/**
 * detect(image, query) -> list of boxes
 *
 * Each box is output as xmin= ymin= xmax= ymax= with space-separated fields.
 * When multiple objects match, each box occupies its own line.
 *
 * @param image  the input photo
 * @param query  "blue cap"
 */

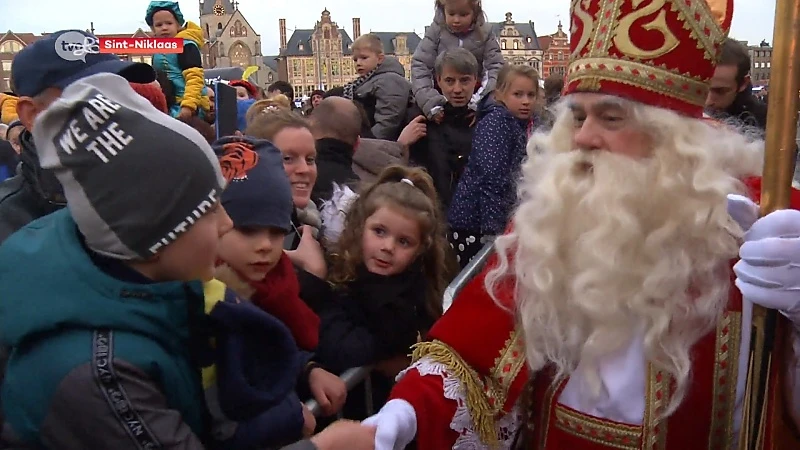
xmin=12 ymin=30 xmax=156 ymax=98
xmin=214 ymin=136 xmax=294 ymax=233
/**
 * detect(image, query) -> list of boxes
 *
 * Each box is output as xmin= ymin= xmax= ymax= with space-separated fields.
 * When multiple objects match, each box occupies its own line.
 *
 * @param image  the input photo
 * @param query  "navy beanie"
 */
xmin=213 ymin=136 xmax=293 ymax=232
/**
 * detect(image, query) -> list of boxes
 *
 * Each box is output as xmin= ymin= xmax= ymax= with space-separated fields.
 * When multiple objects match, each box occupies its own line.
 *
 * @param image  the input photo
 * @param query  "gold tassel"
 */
xmin=412 ymin=340 xmax=501 ymax=448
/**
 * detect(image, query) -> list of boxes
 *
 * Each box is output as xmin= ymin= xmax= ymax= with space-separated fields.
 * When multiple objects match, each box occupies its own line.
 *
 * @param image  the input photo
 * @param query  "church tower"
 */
xmin=199 ymin=0 xmax=234 ymax=43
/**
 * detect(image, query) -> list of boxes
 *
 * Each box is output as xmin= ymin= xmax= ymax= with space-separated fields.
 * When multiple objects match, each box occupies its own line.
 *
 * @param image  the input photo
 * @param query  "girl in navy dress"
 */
xmin=447 ymin=64 xmax=540 ymax=267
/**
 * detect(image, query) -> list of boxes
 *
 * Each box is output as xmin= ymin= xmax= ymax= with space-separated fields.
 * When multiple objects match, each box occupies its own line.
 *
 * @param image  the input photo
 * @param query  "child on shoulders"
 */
xmin=343 ymin=34 xmax=412 ymax=141
xmin=146 ymin=1 xmax=210 ymax=119
xmin=411 ymin=0 xmax=504 ymax=121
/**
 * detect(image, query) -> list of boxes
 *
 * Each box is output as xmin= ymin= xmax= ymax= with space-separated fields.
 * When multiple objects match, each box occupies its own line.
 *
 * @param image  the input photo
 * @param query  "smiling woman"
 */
xmin=245 ymin=110 xmax=321 ymax=250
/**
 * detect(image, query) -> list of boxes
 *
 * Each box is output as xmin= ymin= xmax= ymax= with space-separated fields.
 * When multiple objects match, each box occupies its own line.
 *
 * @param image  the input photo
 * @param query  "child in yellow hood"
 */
xmin=146 ymin=1 xmax=210 ymax=119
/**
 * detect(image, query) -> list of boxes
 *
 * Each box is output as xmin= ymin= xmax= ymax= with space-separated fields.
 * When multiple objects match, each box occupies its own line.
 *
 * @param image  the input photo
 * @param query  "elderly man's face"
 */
xmin=568 ymin=93 xmax=652 ymax=159
xmin=437 ymin=65 xmax=477 ymax=108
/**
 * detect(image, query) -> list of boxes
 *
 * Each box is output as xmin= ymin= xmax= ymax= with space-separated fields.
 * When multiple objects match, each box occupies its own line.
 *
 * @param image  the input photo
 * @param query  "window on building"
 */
xmin=299 ymin=43 xmax=304 ymax=51
xmin=233 ymin=20 xmax=247 ymax=37
xmin=558 ymin=51 xmax=564 ymax=60
xmin=217 ymin=23 xmax=223 ymax=31
xmin=293 ymin=60 xmax=302 ymax=77
xmin=767 ymin=62 xmax=771 ymax=68
xmin=0 ymin=41 xmax=23 ymax=53
xmin=513 ymin=40 xmax=519 ymax=50
xmin=324 ymin=27 xmax=331 ymax=39
xmin=501 ymin=40 xmax=506 ymax=50
xmin=332 ymin=61 xmax=339 ymax=75
xmin=1 ymin=60 xmax=11 ymax=71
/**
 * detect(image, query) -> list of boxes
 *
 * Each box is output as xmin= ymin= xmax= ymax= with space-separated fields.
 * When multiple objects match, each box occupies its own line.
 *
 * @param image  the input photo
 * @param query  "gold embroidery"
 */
xmin=669 ymin=0 xmax=725 ymax=61
xmin=489 ymin=332 xmax=526 ymax=411
xmin=614 ymin=0 xmax=680 ymax=60
xmin=567 ymin=57 xmax=709 ymax=106
xmin=589 ymin=0 xmax=625 ymax=57
xmin=411 ymin=340 xmax=499 ymax=448
xmin=708 ymin=311 xmax=742 ymax=450
xmin=643 ymin=367 xmax=670 ymax=450
xmin=554 ymin=405 xmax=642 ymax=449
xmin=539 ymin=379 xmax=561 ymax=448
xmin=570 ymin=0 xmax=596 ymax=59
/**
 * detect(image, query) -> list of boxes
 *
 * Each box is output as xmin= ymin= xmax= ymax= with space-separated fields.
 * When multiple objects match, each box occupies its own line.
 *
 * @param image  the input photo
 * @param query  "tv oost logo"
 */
xmin=54 ymin=31 xmax=100 ymax=62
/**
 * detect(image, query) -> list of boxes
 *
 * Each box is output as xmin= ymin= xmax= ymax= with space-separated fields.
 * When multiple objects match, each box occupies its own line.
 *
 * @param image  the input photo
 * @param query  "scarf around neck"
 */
xmin=343 ymin=66 xmax=378 ymax=100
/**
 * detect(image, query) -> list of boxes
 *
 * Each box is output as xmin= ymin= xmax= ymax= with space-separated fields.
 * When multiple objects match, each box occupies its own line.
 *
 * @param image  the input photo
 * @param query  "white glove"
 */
xmin=362 ymin=399 xmax=417 ymax=450
xmin=727 ymin=194 xmax=759 ymax=232
xmin=732 ymin=195 xmax=800 ymax=323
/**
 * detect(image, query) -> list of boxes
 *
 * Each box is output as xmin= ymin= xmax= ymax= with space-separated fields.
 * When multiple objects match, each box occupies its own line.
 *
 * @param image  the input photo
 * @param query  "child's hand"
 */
xmin=467 ymin=111 xmax=477 ymax=127
xmin=310 ymin=420 xmax=376 ymax=450
xmin=302 ymin=402 xmax=317 ymax=437
xmin=286 ymin=225 xmax=327 ymax=279
xmin=432 ymin=111 xmax=445 ymax=124
xmin=178 ymin=106 xmax=193 ymax=120
xmin=309 ymin=367 xmax=348 ymax=416
xmin=397 ymin=115 xmax=427 ymax=148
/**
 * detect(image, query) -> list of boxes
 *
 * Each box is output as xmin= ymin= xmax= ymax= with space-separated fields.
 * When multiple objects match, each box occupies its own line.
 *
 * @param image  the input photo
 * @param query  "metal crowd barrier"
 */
xmin=443 ymin=238 xmax=496 ymax=312
xmin=306 ymin=239 xmax=497 ymax=418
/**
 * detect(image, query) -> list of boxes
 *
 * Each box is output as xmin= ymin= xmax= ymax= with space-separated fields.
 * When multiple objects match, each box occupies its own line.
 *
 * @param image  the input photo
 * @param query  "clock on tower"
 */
xmin=213 ymin=4 xmax=224 ymax=15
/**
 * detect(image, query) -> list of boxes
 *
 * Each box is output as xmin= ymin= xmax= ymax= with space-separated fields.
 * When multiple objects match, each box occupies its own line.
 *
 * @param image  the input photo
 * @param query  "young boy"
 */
xmin=212 ymin=135 xmax=348 ymax=418
xmin=343 ymin=33 xmax=411 ymax=140
xmin=0 ymin=72 xmax=229 ymax=448
xmin=0 ymin=73 xmax=363 ymax=450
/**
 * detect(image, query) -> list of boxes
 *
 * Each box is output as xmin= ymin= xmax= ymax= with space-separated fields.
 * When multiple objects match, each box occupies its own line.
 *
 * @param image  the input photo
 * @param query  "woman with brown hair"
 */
xmin=245 ymin=109 xmax=326 ymax=277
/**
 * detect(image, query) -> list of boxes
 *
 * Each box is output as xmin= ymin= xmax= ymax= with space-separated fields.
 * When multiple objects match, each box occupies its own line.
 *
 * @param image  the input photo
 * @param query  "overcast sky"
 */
xmin=0 ymin=0 xmax=776 ymax=55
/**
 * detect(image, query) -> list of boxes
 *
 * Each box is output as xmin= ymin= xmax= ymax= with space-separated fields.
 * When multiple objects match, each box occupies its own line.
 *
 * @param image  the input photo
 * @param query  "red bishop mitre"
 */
xmin=565 ymin=0 xmax=734 ymax=118
xmin=420 ymin=250 xmax=529 ymax=420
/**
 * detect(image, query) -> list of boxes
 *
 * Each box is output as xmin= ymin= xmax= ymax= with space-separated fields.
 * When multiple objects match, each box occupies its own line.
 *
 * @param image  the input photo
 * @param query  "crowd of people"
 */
xmin=0 ymin=0 xmax=793 ymax=448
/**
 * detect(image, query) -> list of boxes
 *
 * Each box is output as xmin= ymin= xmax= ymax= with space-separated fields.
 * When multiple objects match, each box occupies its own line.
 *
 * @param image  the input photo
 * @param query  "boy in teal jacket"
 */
xmin=146 ymin=1 xmax=210 ymax=119
xmin=0 ymin=73 xmax=229 ymax=448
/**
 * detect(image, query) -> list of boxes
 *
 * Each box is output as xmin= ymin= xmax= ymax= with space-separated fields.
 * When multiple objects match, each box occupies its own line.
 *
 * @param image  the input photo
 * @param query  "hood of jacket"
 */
xmin=0 ymin=209 xmax=203 ymax=353
xmin=376 ymin=56 xmax=406 ymax=78
xmin=177 ymin=21 xmax=204 ymax=46
xmin=477 ymin=95 xmax=502 ymax=119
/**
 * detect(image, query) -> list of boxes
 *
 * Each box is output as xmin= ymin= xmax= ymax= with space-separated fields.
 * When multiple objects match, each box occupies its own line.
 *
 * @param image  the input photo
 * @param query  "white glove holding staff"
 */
xmin=728 ymin=194 xmax=800 ymax=323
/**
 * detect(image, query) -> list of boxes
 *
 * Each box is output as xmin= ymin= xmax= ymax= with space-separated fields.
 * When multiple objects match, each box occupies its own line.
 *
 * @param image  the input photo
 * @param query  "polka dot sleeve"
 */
xmin=472 ymin=112 xmax=518 ymax=234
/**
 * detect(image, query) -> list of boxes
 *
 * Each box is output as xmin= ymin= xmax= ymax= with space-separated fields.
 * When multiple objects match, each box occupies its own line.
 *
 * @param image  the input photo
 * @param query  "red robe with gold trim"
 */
xmin=388 ymin=178 xmax=800 ymax=449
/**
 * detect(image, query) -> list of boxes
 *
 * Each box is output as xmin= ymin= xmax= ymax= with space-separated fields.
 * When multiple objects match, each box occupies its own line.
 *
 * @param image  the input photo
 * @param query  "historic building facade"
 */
xmin=198 ymin=0 xmax=277 ymax=88
xmin=747 ymin=40 xmax=772 ymax=86
xmin=277 ymin=9 xmax=420 ymax=99
xmin=0 ymin=32 xmax=40 ymax=92
xmin=492 ymin=13 xmax=544 ymax=75
xmin=538 ymin=21 xmax=569 ymax=79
